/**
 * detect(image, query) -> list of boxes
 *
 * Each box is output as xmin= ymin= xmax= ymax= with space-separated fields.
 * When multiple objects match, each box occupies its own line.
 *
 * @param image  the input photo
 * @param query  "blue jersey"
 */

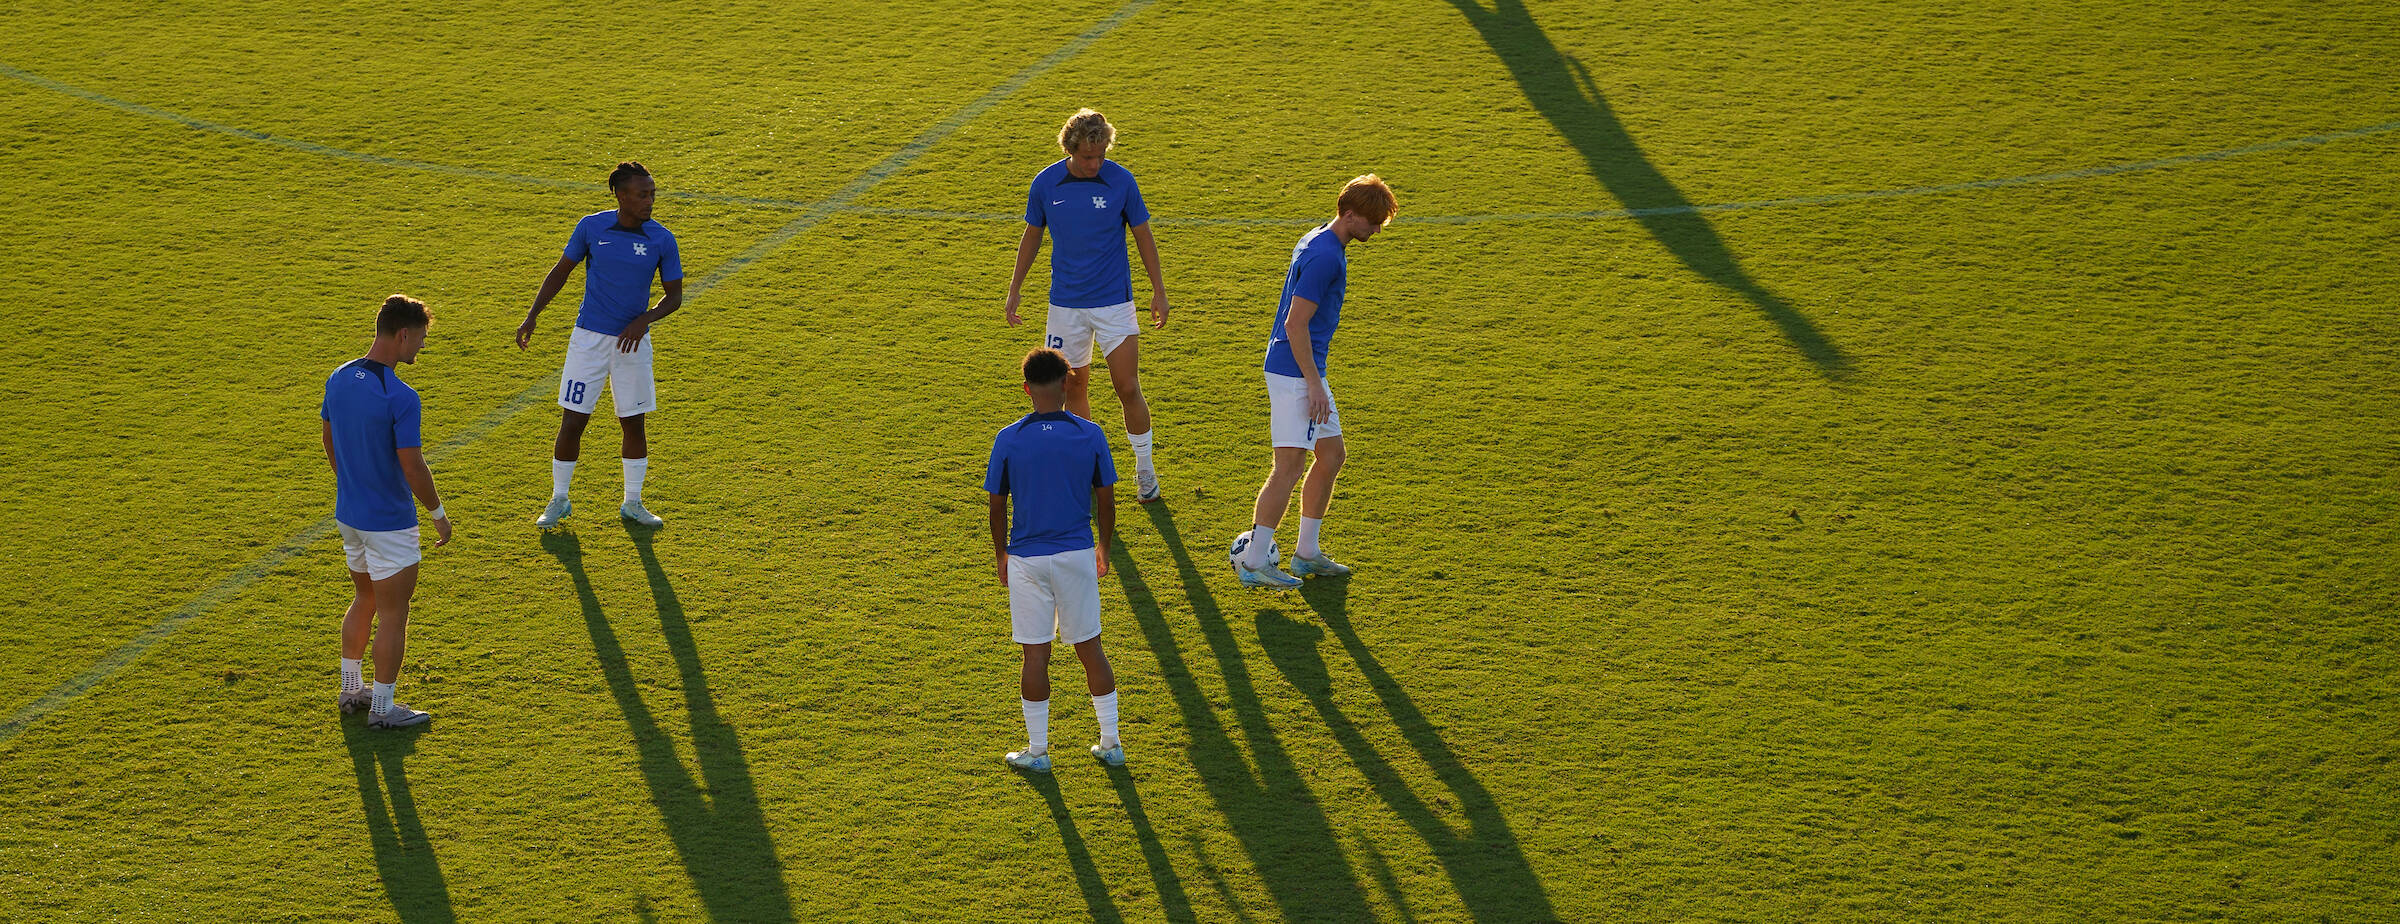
xmin=562 ymin=211 xmax=682 ymax=336
xmin=321 ymin=358 xmax=423 ymax=532
xmin=984 ymin=411 xmax=1118 ymax=557
xmin=1024 ymin=160 xmax=1150 ymax=309
xmin=1264 ymin=224 xmax=1346 ymax=378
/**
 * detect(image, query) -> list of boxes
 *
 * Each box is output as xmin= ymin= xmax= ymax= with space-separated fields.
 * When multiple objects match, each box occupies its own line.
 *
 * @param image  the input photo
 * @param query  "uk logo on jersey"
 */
xmin=632 ymin=243 xmax=648 ymax=256
xmin=1092 ymin=196 xmax=1107 ymax=209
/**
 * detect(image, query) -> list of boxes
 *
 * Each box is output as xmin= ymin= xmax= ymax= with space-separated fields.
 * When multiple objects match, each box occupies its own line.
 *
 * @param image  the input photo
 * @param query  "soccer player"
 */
xmin=1233 ymin=175 xmax=1397 ymax=589
xmin=1004 ymin=108 xmax=1171 ymax=503
xmin=324 ymin=295 xmax=453 ymax=729
xmin=986 ymin=348 xmax=1125 ymax=772
xmin=516 ymin=161 xmax=684 ymax=529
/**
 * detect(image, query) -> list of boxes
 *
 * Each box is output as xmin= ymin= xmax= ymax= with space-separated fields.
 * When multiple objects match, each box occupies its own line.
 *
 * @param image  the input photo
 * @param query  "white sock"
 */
xmin=623 ymin=457 xmax=648 ymax=504
xmin=372 ymin=681 xmax=395 ymax=715
xmin=1244 ymin=526 xmax=1276 ymax=570
xmin=1298 ymin=517 xmax=1323 ymax=560
xmin=1128 ymin=430 xmax=1155 ymax=474
xmin=1021 ymin=699 xmax=1050 ymax=754
xmin=1092 ymin=691 xmax=1120 ymax=748
xmin=340 ymin=658 xmax=363 ymax=693
xmin=551 ymin=459 xmax=575 ymax=499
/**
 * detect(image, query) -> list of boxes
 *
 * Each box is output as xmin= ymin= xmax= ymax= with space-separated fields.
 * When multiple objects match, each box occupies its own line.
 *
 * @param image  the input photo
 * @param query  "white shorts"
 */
xmin=338 ymin=523 xmax=422 ymax=581
xmin=559 ymin=325 xmax=657 ymax=418
xmin=1267 ymin=372 xmax=1342 ymax=449
xmin=1008 ymin=549 xmax=1103 ymax=645
xmin=1045 ymin=300 xmax=1140 ymax=367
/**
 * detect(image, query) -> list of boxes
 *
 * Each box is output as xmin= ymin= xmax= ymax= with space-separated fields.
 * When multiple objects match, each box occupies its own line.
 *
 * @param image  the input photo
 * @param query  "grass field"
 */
xmin=3 ymin=0 xmax=2397 ymax=920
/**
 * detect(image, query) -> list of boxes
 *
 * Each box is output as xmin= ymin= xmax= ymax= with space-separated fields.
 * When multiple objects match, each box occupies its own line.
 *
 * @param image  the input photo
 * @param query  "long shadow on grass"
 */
xmin=1112 ymin=501 xmax=1375 ymax=920
xmin=342 ymin=721 xmax=455 ymax=924
xmin=1444 ymin=0 xmax=1851 ymax=377
xmin=542 ymin=528 xmax=795 ymax=922
xmin=1023 ymin=770 xmax=1126 ymax=923
xmin=1260 ymin=578 xmax=1559 ymax=922
xmin=1105 ymin=764 xmax=1199 ymax=923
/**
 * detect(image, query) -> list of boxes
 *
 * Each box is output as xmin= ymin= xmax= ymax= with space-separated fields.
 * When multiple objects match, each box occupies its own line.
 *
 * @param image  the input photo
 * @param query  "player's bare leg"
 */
xmin=1009 ymin=641 xmax=1055 ymax=771
xmin=1104 ymin=337 xmax=1161 ymax=501
xmin=338 ymin=569 xmax=376 ymax=713
xmin=1072 ymin=634 xmax=1124 ymax=764
xmin=1237 ymin=448 xmax=1311 ymax=586
xmin=366 ymin=565 xmax=430 ymax=728
xmin=617 ymin=413 xmax=661 ymax=526
xmin=538 ymin=410 xmax=591 ymax=527
xmin=1064 ymin=366 xmax=1095 ymax=422
xmin=1291 ymin=436 xmax=1351 ymax=577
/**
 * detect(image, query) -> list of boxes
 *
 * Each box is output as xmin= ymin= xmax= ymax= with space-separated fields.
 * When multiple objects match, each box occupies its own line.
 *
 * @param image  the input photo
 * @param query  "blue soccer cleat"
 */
xmin=1005 ymin=749 xmax=1052 ymax=773
xmin=1237 ymin=563 xmax=1303 ymax=589
xmin=534 ymin=496 xmax=572 ymax=529
xmin=1091 ymin=743 xmax=1126 ymax=767
xmin=1290 ymin=551 xmax=1351 ymax=578
xmin=620 ymin=500 xmax=664 ymax=528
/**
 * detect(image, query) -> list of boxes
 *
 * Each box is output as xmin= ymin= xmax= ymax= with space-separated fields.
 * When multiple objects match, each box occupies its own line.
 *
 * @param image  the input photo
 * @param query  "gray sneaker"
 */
xmin=369 ymin=702 xmax=432 ymax=729
xmin=534 ymin=496 xmax=572 ymax=528
xmin=620 ymin=500 xmax=664 ymax=528
xmin=1136 ymin=469 xmax=1162 ymax=503
xmin=338 ymin=687 xmax=372 ymax=714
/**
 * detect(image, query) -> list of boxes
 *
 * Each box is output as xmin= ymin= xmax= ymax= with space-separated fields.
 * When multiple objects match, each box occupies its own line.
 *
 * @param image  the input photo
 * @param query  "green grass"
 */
xmin=2 ymin=0 xmax=2396 ymax=920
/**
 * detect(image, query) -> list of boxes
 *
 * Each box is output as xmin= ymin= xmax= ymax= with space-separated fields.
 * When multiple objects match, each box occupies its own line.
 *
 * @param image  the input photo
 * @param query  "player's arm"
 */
xmin=1131 ymin=223 xmax=1168 ymax=329
xmin=988 ymin=492 xmax=1010 ymax=585
xmin=618 ymin=278 xmax=683 ymax=353
xmin=1283 ymin=296 xmax=1331 ymax=423
xmin=396 ymin=447 xmax=453 ymax=547
xmin=1093 ymin=485 xmax=1114 ymax=578
xmin=322 ymin=419 xmax=337 ymax=476
xmin=1005 ymin=223 xmax=1042 ymax=326
xmin=517 ymin=254 xmax=580 ymax=350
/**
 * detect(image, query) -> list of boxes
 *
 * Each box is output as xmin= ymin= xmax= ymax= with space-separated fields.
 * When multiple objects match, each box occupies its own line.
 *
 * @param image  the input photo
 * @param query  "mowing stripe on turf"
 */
xmin=0 ymin=0 xmax=1160 ymax=748
xmin=6 ymin=59 xmax=2391 ymax=226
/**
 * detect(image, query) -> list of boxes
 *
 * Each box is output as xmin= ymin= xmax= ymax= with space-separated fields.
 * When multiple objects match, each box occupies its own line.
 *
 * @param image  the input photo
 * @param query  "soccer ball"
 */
xmin=1227 ymin=530 xmax=1277 ymax=572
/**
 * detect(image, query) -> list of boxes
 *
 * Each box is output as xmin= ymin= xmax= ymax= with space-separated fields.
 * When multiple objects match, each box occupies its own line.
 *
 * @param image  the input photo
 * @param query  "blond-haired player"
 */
xmin=1233 ymin=175 xmax=1396 ymax=588
xmin=1004 ymin=108 xmax=1172 ymax=503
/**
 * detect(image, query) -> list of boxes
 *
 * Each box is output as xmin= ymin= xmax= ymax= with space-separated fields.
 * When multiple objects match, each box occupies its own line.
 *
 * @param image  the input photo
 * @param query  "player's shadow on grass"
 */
xmin=1112 ymin=502 xmax=1377 ymax=921
xmin=342 ymin=721 xmax=455 ymax=924
xmin=543 ymin=528 xmax=795 ymax=922
xmin=1259 ymin=578 xmax=1560 ymax=922
xmin=1444 ymin=0 xmax=1852 ymax=377
xmin=1021 ymin=769 xmax=1127 ymax=923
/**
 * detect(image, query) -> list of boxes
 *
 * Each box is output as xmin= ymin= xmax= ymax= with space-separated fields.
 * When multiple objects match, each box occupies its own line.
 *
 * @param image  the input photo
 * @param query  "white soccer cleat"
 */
xmin=369 ymin=702 xmax=432 ymax=729
xmin=1237 ymin=564 xmax=1303 ymax=589
xmin=1291 ymin=551 xmax=1352 ymax=578
xmin=1005 ymin=749 xmax=1052 ymax=773
xmin=1136 ymin=470 xmax=1162 ymax=503
xmin=338 ymin=687 xmax=372 ymax=714
xmin=620 ymin=500 xmax=664 ymax=528
xmin=534 ymin=496 xmax=572 ymax=529
xmin=1091 ymin=743 xmax=1126 ymax=767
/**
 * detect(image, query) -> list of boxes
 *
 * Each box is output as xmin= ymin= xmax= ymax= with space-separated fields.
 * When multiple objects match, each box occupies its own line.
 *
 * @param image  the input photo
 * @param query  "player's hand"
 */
xmin=432 ymin=516 xmax=453 ymax=548
xmin=616 ymin=318 xmax=649 ymax=353
xmin=1308 ymin=382 xmax=1332 ymax=424
xmin=1095 ymin=545 xmax=1110 ymax=579
xmin=1149 ymin=291 xmax=1170 ymax=330
xmin=515 ymin=316 xmax=537 ymax=350
xmin=996 ymin=554 xmax=1010 ymax=586
xmin=1004 ymin=291 xmax=1023 ymax=327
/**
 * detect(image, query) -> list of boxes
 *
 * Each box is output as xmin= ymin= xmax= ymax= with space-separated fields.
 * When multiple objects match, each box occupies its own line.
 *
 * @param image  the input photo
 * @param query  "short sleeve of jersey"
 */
xmin=1294 ymin=250 xmax=1340 ymax=305
xmin=390 ymin=387 xmax=423 ymax=450
xmin=1023 ymin=175 xmax=1048 ymax=227
xmin=1092 ymin=428 xmax=1119 ymax=487
xmin=1121 ymin=172 xmax=1150 ymax=227
xmin=658 ymin=228 xmax=684 ymax=282
xmin=563 ymin=217 xmax=590 ymax=262
xmin=983 ymin=434 xmax=1011 ymax=495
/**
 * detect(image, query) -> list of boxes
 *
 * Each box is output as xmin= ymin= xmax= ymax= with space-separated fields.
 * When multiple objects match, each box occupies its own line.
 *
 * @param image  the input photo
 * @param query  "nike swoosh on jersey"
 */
xmin=1052 ymin=200 xmax=1067 ymax=205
